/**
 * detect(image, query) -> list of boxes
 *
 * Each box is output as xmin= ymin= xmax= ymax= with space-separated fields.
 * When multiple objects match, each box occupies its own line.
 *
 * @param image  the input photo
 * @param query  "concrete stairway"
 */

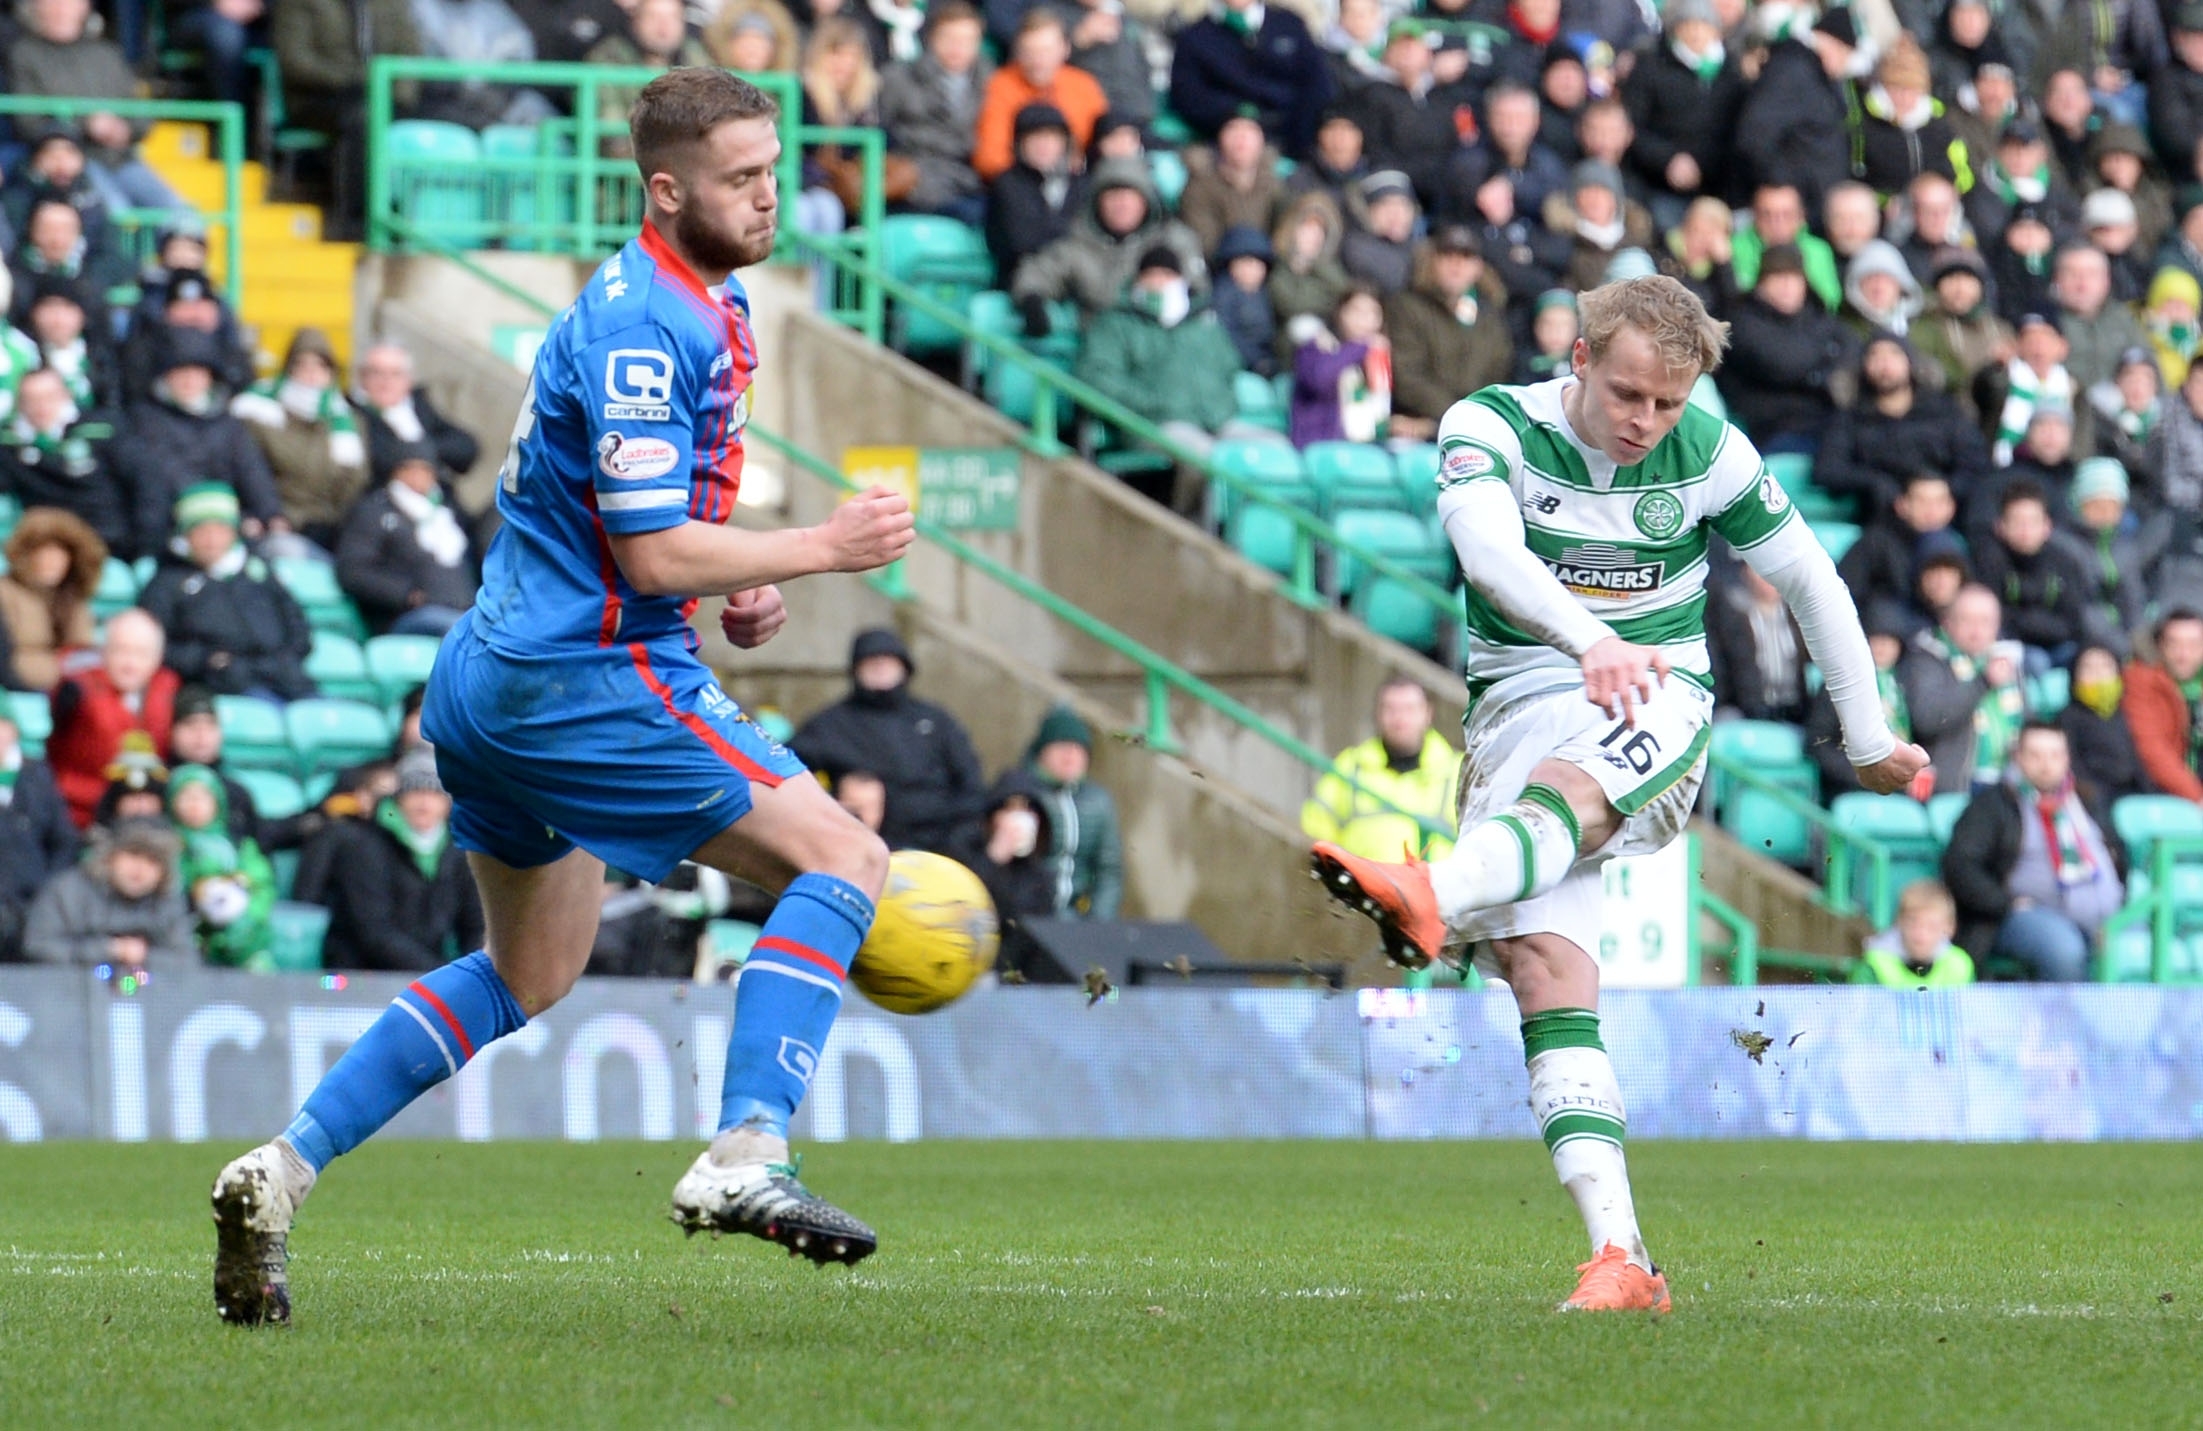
xmin=139 ymin=122 xmax=359 ymax=375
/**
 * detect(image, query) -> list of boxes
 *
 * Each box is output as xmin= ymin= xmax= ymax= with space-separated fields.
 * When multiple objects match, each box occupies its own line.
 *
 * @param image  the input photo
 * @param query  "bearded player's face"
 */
xmin=670 ymin=116 xmax=781 ymax=274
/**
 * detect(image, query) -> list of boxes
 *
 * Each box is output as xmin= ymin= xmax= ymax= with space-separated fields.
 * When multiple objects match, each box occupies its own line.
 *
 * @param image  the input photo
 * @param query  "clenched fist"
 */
xmin=820 ymin=486 xmax=916 ymax=573
xmin=721 ymin=584 xmax=787 ymax=649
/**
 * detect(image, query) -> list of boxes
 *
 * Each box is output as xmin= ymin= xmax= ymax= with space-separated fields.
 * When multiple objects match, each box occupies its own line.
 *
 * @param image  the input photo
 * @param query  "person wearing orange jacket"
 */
xmin=2122 ymin=607 xmax=2203 ymax=801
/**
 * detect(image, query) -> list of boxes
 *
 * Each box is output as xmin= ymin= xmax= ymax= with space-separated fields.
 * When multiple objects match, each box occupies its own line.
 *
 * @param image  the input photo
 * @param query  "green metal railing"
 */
xmin=365 ymin=59 xmax=883 ymax=274
xmin=783 ymin=230 xmax=1466 ymax=644
xmin=396 ymin=229 xmax=1453 ymax=852
xmin=2097 ymin=834 xmax=2203 ymax=984
xmin=0 ymin=95 xmax=244 ymax=306
xmin=1709 ymin=753 xmax=1897 ymax=923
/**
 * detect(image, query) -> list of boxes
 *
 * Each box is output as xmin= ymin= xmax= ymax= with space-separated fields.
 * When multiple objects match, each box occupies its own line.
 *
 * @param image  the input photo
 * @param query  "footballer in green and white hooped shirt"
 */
xmin=1313 ymin=276 xmax=1931 ymax=1313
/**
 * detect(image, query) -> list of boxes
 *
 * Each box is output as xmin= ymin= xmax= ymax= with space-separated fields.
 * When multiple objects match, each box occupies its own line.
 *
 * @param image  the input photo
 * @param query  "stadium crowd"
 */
xmin=12 ymin=0 xmax=2203 ymax=983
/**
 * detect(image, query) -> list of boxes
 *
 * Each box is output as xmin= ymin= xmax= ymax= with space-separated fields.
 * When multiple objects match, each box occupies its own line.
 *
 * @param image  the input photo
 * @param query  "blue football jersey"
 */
xmin=471 ymin=224 xmax=757 ymax=654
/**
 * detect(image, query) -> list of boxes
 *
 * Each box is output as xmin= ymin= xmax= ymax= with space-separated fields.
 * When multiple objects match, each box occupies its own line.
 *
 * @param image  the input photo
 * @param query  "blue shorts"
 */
xmin=420 ymin=614 xmax=808 ymax=882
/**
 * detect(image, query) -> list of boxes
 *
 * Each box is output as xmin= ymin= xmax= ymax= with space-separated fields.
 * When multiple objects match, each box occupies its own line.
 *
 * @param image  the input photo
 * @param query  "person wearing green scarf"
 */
xmin=227 ymin=326 xmax=367 ymax=548
xmin=1901 ymin=584 xmax=2023 ymax=794
xmin=321 ymin=751 xmax=485 ymax=973
xmin=168 ymin=763 xmax=277 ymax=969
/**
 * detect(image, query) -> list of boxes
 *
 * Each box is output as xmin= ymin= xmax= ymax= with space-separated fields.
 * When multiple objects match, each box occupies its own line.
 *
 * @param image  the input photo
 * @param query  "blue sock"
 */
xmin=718 ymin=873 xmax=874 ymax=1138
xmin=281 ymin=951 xmax=526 ymax=1172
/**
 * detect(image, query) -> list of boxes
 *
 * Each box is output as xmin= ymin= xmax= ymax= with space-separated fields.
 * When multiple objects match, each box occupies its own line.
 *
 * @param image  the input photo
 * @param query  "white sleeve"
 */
xmin=1436 ymin=480 xmax=1618 ymax=658
xmin=1744 ymin=520 xmax=1900 ymax=767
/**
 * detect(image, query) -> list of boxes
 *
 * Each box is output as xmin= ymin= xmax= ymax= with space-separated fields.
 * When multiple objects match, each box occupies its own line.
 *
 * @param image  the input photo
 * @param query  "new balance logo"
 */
xmin=1526 ymin=492 xmax=1562 ymax=515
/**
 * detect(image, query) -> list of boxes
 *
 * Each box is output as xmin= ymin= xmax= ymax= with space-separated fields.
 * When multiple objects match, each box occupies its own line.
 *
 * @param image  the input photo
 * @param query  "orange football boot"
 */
xmin=1557 ymin=1243 xmax=1671 ymax=1313
xmin=1309 ymin=842 xmax=1446 ymax=969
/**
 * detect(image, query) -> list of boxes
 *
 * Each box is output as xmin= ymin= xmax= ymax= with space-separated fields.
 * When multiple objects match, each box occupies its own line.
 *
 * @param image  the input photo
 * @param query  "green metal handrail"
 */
xmin=751 ymin=424 xmax=1453 ymax=847
xmin=1697 ymin=886 xmax=1760 ymax=986
xmin=0 ymin=95 xmax=244 ymax=306
xmin=367 ymin=60 xmax=827 ymax=260
xmin=1709 ymin=752 xmax=1898 ymax=923
xmin=2096 ymin=833 xmax=2203 ymax=983
xmin=782 ymin=228 xmax=1466 ymax=629
xmin=393 ymin=224 xmax=1453 ymax=847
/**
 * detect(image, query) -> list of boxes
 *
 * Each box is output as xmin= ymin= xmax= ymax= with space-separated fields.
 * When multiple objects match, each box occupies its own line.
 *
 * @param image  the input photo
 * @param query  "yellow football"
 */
xmin=849 ymin=850 xmax=1000 ymax=1014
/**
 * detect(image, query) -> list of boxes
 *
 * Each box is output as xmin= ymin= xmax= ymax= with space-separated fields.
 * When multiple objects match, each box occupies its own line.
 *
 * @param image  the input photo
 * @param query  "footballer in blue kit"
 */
xmin=210 ymin=69 xmax=917 ymax=1325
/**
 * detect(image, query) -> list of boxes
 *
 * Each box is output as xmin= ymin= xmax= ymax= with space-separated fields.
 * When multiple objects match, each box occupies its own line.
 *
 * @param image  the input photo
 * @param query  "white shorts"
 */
xmin=1449 ymin=673 xmax=1713 ymax=962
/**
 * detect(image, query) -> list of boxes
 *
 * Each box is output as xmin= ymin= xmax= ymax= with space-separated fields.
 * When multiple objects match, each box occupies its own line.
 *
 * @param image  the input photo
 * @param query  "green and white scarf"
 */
xmin=376 ymin=799 xmax=451 ymax=880
xmin=232 ymin=378 xmax=365 ymax=468
xmin=2028 ymin=776 xmax=2097 ymax=887
xmin=1877 ymin=665 xmax=1911 ymax=742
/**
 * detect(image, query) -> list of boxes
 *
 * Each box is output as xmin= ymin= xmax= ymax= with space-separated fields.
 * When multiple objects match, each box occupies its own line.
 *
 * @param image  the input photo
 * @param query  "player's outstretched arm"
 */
xmin=1746 ymin=525 xmax=1930 ymax=794
xmin=610 ymin=485 xmax=915 ymax=598
xmin=1435 ymin=477 xmax=1675 ymax=721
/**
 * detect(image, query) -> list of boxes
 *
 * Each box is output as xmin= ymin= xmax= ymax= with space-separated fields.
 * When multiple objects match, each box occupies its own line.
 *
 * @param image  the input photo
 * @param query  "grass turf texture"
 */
xmin=3 ymin=1141 xmax=2197 ymax=1427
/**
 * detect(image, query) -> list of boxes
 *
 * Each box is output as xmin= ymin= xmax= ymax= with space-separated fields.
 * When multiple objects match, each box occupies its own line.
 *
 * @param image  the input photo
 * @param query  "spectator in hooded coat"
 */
xmin=1011 ymin=157 xmax=1207 ymax=323
xmin=0 ymin=504 xmax=101 ymax=694
xmin=115 ymin=326 xmax=282 ymax=560
xmin=21 ymin=818 xmax=197 ymax=971
xmin=792 ymin=628 xmax=988 ymax=854
xmin=1024 ymin=704 xmax=1123 ymax=919
xmin=1210 ymin=225 xmax=1278 ymax=375
xmin=1815 ymin=334 xmax=1993 ymax=518
xmin=230 ymin=327 xmax=370 ymax=550
xmin=950 ymin=767 xmax=1059 ymax=979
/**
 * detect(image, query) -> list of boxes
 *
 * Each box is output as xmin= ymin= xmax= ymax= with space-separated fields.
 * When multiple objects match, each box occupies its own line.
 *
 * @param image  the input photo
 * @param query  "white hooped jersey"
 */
xmin=1434 ymin=376 xmax=1799 ymax=703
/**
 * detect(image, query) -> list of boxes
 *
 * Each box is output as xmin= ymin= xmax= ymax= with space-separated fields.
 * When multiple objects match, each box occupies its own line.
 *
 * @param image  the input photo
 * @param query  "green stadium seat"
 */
xmin=90 ymin=556 xmax=138 ymax=621
xmin=1926 ymin=791 xmax=1968 ymax=846
xmin=266 ymin=901 xmax=329 ymax=973
xmin=1708 ymin=719 xmax=1816 ymax=865
xmin=1332 ymin=507 xmax=1450 ymax=597
xmin=482 ymin=123 xmax=575 ymax=251
xmin=1355 ymin=576 xmax=1440 ymax=652
xmin=2028 ymin=667 xmax=2070 ymax=716
xmin=1149 ymin=150 xmax=1188 ymax=209
xmin=1149 ymin=107 xmax=1194 ymax=146
xmin=1687 ymin=374 xmax=1726 ymax=419
xmin=274 ymin=558 xmax=368 ymax=640
xmin=881 ymin=215 xmax=995 ymax=356
xmin=1830 ymin=792 xmax=1941 ymax=912
xmin=2112 ymin=795 xmax=2203 ymax=881
xmin=1761 ymin=451 xmax=1855 ymax=523
xmin=480 ymin=123 xmax=538 ymax=157
xmin=0 ymin=494 xmax=20 ymax=542
xmin=214 ymin=695 xmax=293 ymax=773
xmin=1233 ymin=370 xmax=1288 ymax=432
xmin=1392 ymin=442 xmax=1442 ymax=494
xmin=305 ymin=632 xmax=378 ymax=704
xmin=1304 ymin=441 xmax=1407 ymax=515
xmin=9 ymin=690 xmax=51 ymax=759
xmin=284 ymin=698 xmax=393 ymax=781
xmin=702 ymin=918 xmax=762 ymax=967
xmin=1208 ymin=439 xmax=1312 ymax=526
xmin=1225 ymin=503 xmax=1303 ymax=577
xmin=1810 ymin=520 xmax=1862 ymax=562
xmin=365 ymin=634 xmax=441 ymax=707
xmin=230 ymin=767 xmax=309 ymax=822
xmin=384 ymin=120 xmax=489 ymax=248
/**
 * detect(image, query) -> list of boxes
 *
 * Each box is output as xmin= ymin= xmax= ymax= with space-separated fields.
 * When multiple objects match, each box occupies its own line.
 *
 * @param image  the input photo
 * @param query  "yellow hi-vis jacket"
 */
xmin=1299 ymin=730 xmax=1462 ymax=861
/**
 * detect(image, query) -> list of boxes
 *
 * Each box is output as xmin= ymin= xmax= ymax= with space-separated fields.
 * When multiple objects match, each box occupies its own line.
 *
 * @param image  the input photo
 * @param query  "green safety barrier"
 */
xmin=0 ymin=94 xmax=244 ymax=307
xmin=364 ymin=58 xmax=882 ymax=287
xmin=2097 ymin=833 xmax=2203 ymax=984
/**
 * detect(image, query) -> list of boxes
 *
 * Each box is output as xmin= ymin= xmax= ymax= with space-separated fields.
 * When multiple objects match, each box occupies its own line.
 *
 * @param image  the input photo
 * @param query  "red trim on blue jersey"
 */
xmin=638 ymin=221 xmax=711 ymax=303
xmin=626 ymin=642 xmax=784 ymax=785
xmin=581 ymin=487 xmax=624 ymax=647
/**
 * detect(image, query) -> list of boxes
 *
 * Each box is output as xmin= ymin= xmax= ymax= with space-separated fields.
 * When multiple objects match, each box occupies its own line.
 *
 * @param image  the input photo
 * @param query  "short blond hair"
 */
xmin=1577 ymin=274 xmax=1729 ymax=379
xmin=1896 ymin=879 xmax=1956 ymax=922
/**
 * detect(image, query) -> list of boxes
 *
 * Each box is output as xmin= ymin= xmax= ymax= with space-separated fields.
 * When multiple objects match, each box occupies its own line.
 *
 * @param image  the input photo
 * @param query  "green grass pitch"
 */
xmin=3 ymin=1140 xmax=2197 ymax=1427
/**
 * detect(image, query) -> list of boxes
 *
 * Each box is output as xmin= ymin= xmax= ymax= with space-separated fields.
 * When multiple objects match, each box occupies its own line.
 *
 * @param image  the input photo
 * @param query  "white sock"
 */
xmin=1523 ymin=1015 xmax=1649 ymax=1270
xmin=1429 ymin=782 xmax=1582 ymax=924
